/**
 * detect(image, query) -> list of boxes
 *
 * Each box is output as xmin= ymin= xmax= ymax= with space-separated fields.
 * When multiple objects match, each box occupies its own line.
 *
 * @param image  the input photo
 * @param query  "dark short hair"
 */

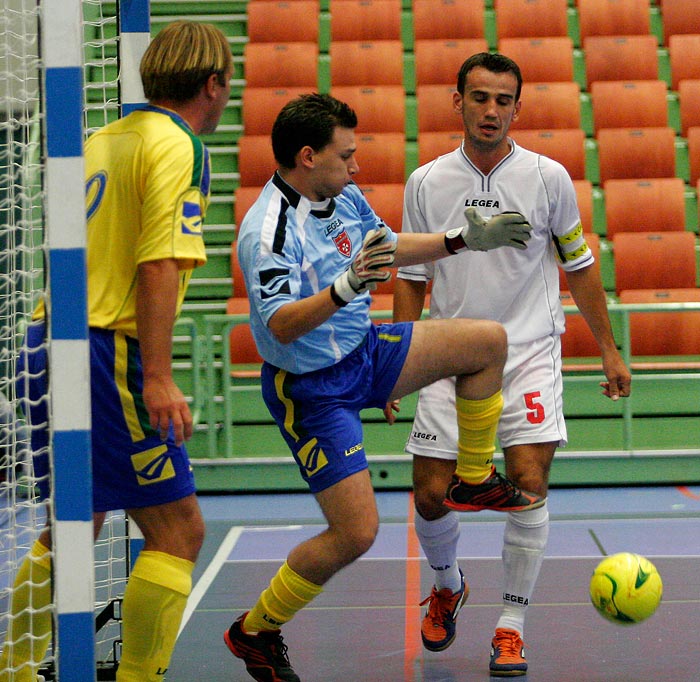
xmin=457 ymin=52 xmax=523 ymax=101
xmin=271 ymin=93 xmax=358 ymax=169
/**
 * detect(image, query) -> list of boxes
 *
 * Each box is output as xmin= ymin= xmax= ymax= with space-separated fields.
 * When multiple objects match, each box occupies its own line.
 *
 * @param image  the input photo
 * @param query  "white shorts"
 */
xmin=406 ymin=335 xmax=567 ymax=460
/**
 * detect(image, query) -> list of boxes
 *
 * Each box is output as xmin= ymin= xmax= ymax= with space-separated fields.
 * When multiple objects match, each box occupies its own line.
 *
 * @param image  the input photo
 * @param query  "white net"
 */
xmin=0 ymin=1 xmax=129 ymax=679
xmin=0 ymin=0 xmax=49 ymax=677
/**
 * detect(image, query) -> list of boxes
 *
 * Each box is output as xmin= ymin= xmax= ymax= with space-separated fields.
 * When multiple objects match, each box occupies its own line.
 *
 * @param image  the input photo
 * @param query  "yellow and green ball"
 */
xmin=589 ymin=552 xmax=663 ymax=625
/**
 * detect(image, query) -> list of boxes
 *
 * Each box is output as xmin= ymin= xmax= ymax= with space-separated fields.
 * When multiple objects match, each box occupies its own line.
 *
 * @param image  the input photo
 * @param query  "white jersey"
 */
xmin=399 ymin=139 xmax=592 ymax=345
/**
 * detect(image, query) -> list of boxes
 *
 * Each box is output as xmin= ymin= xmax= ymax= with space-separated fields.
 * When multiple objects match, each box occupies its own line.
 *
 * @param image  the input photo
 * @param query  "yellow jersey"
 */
xmin=75 ymin=105 xmax=208 ymax=336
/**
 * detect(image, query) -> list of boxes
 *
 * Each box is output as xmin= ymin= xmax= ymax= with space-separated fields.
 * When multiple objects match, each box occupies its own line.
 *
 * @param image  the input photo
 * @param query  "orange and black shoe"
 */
xmin=224 ymin=612 xmax=300 ymax=682
xmin=489 ymin=627 xmax=528 ymax=677
xmin=444 ymin=466 xmax=545 ymax=512
xmin=419 ymin=569 xmax=469 ymax=651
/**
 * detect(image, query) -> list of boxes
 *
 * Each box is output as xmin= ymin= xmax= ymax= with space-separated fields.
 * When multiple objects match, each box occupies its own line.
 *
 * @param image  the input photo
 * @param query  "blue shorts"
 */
xmin=16 ymin=322 xmax=196 ymax=512
xmin=261 ymin=322 xmax=413 ymax=493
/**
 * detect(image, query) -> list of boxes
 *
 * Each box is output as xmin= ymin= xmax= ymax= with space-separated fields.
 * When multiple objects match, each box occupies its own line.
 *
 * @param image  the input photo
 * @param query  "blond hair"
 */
xmin=140 ymin=20 xmax=232 ymax=102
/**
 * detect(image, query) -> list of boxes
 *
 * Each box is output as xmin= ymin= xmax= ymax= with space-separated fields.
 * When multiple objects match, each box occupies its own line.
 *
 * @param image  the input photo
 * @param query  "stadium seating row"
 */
xmin=243 ymin=0 xmax=700 ymax=47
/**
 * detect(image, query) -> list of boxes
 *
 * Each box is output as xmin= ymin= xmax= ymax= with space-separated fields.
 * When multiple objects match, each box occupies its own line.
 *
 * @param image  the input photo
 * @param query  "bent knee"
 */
xmin=414 ymin=484 xmax=449 ymax=521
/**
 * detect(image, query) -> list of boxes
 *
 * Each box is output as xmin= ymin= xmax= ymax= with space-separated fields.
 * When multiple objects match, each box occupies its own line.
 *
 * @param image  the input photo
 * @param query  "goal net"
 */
xmin=1 ymin=1 xmax=139 ymax=679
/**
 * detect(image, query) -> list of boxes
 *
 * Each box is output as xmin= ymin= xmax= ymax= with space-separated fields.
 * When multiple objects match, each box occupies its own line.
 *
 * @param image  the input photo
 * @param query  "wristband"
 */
xmin=444 ymin=227 xmax=467 ymax=254
xmin=330 ymin=282 xmax=349 ymax=307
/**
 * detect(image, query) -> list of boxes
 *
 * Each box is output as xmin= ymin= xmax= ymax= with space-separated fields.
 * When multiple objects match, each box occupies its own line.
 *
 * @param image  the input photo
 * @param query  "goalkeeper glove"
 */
xmin=445 ymin=207 xmax=532 ymax=253
xmin=332 ymin=226 xmax=397 ymax=305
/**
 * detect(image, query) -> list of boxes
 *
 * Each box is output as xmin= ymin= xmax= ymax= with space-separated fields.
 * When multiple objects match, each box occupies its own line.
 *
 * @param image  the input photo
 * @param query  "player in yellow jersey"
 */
xmin=0 ymin=21 xmax=232 ymax=682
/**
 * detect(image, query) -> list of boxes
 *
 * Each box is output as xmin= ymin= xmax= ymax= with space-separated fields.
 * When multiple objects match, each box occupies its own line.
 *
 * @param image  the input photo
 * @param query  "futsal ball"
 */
xmin=589 ymin=552 xmax=663 ymax=625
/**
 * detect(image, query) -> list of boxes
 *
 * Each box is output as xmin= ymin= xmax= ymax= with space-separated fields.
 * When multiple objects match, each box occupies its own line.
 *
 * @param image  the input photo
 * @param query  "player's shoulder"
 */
xmin=509 ymin=138 xmax=568 ymax=175
xmin=408 ymin=148 xmax=462 ymax=186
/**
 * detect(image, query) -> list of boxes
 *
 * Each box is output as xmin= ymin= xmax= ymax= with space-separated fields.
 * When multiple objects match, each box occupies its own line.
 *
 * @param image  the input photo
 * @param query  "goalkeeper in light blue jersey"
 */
xmin=225 ymin=93 xmax=545 ymax=682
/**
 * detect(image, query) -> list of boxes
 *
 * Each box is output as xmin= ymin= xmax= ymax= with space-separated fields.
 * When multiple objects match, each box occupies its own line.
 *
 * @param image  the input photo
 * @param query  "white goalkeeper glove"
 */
xmin=332 ymin=226 xmax=397 ymax=305
xmin=444 ymin=207 xmax=532 ymax=253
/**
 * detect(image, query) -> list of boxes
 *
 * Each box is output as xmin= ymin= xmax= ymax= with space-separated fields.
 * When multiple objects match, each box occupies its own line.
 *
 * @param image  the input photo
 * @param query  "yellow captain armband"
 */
xmin=553 ymin=223 xmax=592 ymax=264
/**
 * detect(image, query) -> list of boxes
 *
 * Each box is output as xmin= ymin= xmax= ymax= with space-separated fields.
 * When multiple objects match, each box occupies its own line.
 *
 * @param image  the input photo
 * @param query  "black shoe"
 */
xmin=444 ymin=466 xmax=545 ymax=512
xmin=224 ymin=612 xmax=300 ymax=682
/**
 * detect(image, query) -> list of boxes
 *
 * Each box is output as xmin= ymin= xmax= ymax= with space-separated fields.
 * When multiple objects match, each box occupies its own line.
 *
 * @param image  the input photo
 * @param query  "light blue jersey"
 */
xmin=237 ymin=172 xmax=399 ymax=373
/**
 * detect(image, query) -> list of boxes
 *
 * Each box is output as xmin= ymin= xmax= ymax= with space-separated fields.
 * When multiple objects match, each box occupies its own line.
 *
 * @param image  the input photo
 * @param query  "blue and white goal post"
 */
xmin=0 ymin=1 xmax=149 ymax=677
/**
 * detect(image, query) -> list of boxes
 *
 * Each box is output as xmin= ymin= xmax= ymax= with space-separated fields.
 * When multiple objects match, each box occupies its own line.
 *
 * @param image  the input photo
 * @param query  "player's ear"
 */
xmin=203 ymin=72 xmax=220 ymax=99
xmin=453 ymin=91 xmax=463 ymax=115
xmin=511 ymin=99 xmax=522 ymax=122
xmin=298 ymin=145 xmax=315 ymax=169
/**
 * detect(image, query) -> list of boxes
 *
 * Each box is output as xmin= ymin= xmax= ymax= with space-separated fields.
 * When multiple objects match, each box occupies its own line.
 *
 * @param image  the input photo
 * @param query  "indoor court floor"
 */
xmin=167 ymin=484 xmax=700 ymax=682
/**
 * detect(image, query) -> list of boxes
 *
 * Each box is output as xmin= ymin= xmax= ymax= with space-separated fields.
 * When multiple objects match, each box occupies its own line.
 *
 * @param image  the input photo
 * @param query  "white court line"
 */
xmin=178 ymin=525 xmax=244 ymax=637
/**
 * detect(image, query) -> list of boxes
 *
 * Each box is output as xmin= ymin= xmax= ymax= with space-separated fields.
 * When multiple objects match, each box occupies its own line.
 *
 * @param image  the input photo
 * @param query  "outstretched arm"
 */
xmin=394 ymin=208 xmax=532 ymax=267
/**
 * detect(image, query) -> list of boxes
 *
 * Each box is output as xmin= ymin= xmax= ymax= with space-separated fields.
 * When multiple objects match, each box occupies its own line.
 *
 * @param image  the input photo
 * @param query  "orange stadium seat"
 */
xmin=583 ymin=35 xmax=659 ymax=86
xmin=417 ymin=130 xmax=464 ymax=165
xmin=246 ymin=1 xmax=320 ymax=43
xmin=494 ymin=0 xmax=569 ymax=39
xmin=559 ymin=291 xmax=601 ymax=357
xmin=596 ymin=127 xmax=676 ymax=185
xmin=243 ymin=42 xmax=318 ymax=88
xmin=356 ymin=183 xmax=405 ymax=232
xmin=613 ymin=231 xmax=697 ymax=293
xmin=510 ymin=128 xmax=587 ymax=180
xmin=619 ymin=289 xmax=700 ymax=357
xmin=330 ymin=85 xmax=406 ymax=132
xmin=228 ymin=323 xmax=264 ymax=368
xmin=329 ymin=41 xmax=404 ymax=86
xmin=668 ymin=35 xmax=700 ymax=90
xmin=237 ymin=135 xmax=276 ymax=187
xmin=577 ymin=0 xmax=651 ymax=42
xmin=661 ymin=0 xmax=700 ymax=45
xmin=242 ymin=87 xmax=309 ymax=136
xmin=679 ymin=80 xmax=700 ymax=137
xmin=329 ymin=0 xmax=401 ymax=40
xmin=512 ymin=82 xmax=581 ymax=130
xmin=590 ymin=80 xmax=668 ymax=133
xmin=353 ymin=132 xmax=406 ymax=184
xmin=498 ymin=37 xmax=575 ymax=83
xmin=413 ymin=0 xmax=485 ymax=40
xmin=603 ymin=178 xmax=686 ymax=239
xmin=414 ymin=39 xmax=488 ymax=86
xmin=416 ymin=84 xmax=461 ymax=132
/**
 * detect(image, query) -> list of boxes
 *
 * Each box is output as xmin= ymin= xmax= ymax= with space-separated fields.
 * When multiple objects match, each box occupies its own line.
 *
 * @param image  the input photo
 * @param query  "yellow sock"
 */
xmin=0 ymin=539 xmax=52 ymax=682
xmin=455 ymin=391 xmax=503 ymax=484
xmin=243 ymin=561 xmax=323 ymax=633
xmin=116 ymin=550 xmax=193 ymax=682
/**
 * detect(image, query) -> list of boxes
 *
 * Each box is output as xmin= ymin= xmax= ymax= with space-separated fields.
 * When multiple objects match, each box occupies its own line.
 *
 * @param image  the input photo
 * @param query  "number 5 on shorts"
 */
xmin=524 ymin=391 xmax=545 ymax=424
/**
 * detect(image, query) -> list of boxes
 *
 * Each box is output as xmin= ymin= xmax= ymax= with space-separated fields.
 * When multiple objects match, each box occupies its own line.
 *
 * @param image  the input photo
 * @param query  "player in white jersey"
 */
xmin=393 ymin=53 xmax=632 ymax=675
xmin=224 ymin=93 xmax=543 ymax=682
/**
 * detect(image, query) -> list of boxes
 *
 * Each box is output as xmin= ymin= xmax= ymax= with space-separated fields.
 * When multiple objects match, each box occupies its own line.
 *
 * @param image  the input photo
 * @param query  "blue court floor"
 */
xmin=168 ymin=485 xmax=700 ymax=682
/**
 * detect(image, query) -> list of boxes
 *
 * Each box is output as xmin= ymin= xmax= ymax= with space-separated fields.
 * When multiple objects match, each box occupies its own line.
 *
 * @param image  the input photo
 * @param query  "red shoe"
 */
xmin=224 ymin=612 xmax=300 ymax=682
xmin=444 ymin=466 xmax=545 ymax=512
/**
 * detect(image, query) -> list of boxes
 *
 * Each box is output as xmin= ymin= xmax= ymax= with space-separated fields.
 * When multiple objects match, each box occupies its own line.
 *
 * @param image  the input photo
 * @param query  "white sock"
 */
xmin=497 ymin=501 xmax=549 ymax=638
xmin=415 ymin=510 xmax=462 ymax=593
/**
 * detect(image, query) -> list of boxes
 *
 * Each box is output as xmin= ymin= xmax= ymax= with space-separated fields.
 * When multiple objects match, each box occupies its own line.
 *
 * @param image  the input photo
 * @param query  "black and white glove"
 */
xmin=444 ymin=207 xmax=532 ymax=253
xmin=332 ymin=226 xmax=397 ymax=306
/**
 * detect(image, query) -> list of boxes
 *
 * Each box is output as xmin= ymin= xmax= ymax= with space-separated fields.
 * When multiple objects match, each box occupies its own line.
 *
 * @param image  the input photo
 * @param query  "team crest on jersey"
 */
xmin=333 ymin=230 xmax=352 ymax=258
